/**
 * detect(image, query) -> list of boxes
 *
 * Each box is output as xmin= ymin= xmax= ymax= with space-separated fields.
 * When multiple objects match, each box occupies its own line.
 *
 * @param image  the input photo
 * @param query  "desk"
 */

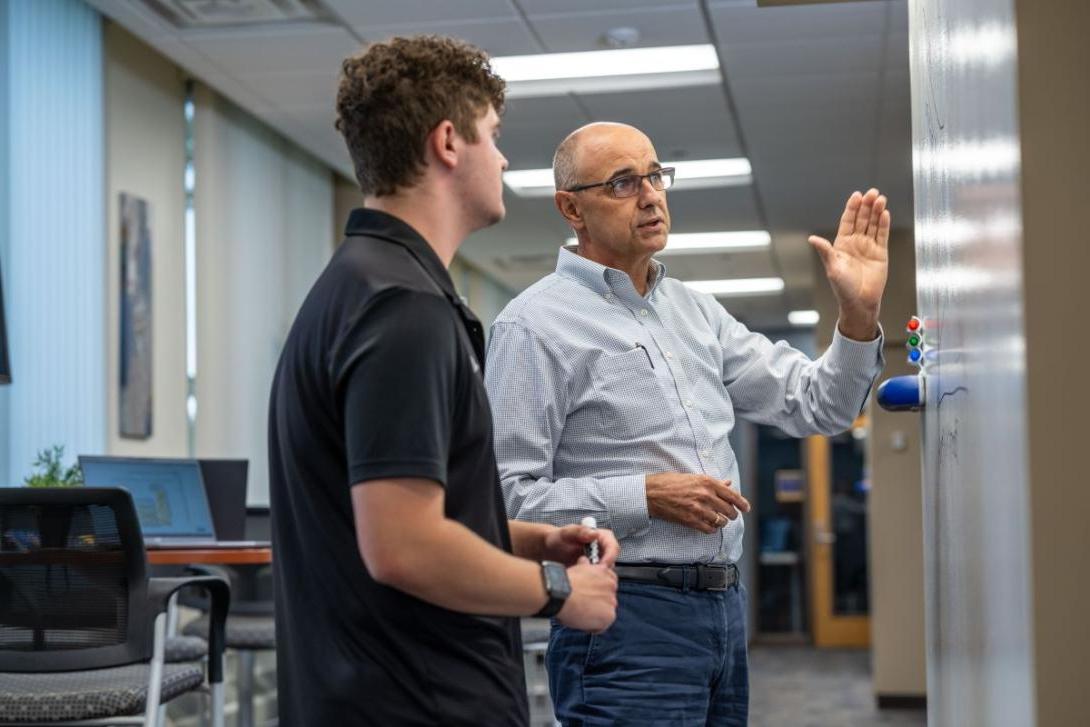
xmin=147 ymin=547 xmax=272 ymax=566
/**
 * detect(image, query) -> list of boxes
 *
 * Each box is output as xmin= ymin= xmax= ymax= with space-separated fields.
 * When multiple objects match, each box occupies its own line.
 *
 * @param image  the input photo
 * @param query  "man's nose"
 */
xmin=638 ymin=176 xmax=663 ymax=206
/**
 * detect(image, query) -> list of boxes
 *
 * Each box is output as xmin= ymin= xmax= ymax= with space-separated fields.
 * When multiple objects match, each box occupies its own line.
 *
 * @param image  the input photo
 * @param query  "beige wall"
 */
xmin=193 ymin=83 xmax=334 ymax=506
xmin=814 ymin=228 xmax=926 ymax=698
xmin=1017 ymin=0 xmax=1090 ymax=722
xmin=867 ymin=351 xmax=926 ymax=697
xmin=104 ymin=22 xmax=188 ymax=457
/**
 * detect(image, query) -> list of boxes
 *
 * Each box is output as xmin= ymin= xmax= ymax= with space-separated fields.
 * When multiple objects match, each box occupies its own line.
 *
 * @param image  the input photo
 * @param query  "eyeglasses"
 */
xmin=565 ymin=167 xmax=675 ymax=198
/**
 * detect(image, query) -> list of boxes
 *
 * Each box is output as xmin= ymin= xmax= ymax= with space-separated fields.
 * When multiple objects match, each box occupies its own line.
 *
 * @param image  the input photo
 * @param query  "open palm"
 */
xmin=808 ymin=188 xmax=890 ymax=317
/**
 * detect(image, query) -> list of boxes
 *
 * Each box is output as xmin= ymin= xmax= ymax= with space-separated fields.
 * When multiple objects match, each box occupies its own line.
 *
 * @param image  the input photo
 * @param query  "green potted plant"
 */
xmin=24 ymin=445 xmax=83 ymax=488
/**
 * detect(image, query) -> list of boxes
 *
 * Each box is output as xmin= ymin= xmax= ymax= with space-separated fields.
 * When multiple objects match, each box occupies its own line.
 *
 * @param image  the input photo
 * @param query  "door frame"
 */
xmin=806 ymin=429 xmax=871 ymax=648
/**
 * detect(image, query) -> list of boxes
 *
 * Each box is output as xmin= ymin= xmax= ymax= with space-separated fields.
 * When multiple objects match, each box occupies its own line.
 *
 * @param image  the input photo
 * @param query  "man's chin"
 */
xmin=644 ymin=234 xmax=668 ymax=255
xmin=474 ymin=205 xmax=505 ymax=231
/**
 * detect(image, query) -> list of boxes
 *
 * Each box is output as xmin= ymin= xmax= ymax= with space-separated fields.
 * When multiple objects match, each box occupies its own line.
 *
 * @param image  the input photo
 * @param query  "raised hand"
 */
xmin=807 ymin=188 xmax=891 ymax=341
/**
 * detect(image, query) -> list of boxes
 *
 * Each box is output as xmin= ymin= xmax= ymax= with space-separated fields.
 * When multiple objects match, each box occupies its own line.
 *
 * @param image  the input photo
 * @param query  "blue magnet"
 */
xmin=877 ymin=375 xmax=925 ymax=411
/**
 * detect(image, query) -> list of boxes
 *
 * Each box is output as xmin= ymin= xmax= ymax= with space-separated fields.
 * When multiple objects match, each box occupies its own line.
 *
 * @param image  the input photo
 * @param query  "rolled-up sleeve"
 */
xmin=719 ymin=313 xmax=885 ymax=437
xmin=485 ymin=321 xmax=651 ymax=538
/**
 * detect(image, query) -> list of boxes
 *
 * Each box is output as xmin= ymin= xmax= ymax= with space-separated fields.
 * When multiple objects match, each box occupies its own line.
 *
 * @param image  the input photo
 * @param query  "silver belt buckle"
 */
xmin=697 ymin=564 xmax=728 ymax=591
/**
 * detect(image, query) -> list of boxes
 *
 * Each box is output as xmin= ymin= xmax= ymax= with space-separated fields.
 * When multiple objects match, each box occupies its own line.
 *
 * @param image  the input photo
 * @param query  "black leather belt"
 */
xmin=614 ymin=563 xmax=738 ymax=592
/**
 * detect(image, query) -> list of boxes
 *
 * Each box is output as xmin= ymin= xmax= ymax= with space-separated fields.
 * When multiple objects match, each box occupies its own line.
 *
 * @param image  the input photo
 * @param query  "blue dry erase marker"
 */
xmin=581 ymin=516 xmax=599 ymax=564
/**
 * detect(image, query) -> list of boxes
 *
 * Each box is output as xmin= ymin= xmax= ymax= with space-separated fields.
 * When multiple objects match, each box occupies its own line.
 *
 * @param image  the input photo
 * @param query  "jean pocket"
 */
xmin=582 ymin=632 xmax=601 ymax=672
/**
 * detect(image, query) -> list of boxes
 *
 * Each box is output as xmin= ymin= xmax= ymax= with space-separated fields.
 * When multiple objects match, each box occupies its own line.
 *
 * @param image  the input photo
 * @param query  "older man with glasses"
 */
xmin=484 ymin=121 xmax=890 ymax=725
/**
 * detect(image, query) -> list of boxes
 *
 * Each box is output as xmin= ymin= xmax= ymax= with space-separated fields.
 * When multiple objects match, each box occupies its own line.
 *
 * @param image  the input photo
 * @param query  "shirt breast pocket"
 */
xmin=588 ymin=349 xmax=676 ymax=442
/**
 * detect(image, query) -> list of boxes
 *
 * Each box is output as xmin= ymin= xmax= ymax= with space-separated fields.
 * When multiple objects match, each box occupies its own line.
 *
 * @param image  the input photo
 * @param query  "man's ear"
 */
xmin=426 ymin=120 xmax=458 ymax=171
xmin=555 ymin=191 xmax=584 ymax=231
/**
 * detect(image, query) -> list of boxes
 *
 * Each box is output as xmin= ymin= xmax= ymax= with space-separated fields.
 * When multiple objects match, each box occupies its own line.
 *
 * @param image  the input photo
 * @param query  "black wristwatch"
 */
xmin=534 ymin=561 xmax=571 ymax=618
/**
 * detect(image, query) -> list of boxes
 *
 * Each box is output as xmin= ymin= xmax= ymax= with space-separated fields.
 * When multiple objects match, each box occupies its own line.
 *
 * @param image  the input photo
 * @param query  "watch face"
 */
xmin=542 ymin=561 xmax=572 ymax=600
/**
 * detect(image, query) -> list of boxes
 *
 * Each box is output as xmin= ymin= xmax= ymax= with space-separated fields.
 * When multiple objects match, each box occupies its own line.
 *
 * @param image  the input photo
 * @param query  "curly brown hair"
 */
xmin=335 ymin=35 xmax=506 ymax=197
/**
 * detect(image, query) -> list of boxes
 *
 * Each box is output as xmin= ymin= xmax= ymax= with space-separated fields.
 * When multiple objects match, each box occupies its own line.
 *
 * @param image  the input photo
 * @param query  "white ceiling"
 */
xmin=86 ymin=0 xmax=912 ymax=330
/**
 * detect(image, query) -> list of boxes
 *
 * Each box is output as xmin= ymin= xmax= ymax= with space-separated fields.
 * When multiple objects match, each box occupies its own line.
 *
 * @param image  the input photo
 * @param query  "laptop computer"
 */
xmin=78 ymin=456 xmax=268 ymax=549
xmin=197 ymin=458 xmax=248 ymax=541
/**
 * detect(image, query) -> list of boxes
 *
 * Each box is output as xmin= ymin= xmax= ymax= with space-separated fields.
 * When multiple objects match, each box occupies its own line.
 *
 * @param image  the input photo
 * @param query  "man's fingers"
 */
xmin=837 ymin=191 xmax=862 ymax=237
xmin=854 ymin=188 xmax=879 ymax=233
xmin=597 ymin=532 xmax=621 ymax=567
xmin=866 ymin=195 xmax=886 ymax=238
xmin=712 ymin=502 xmax=739 ymax=522
xmin=808 ymin=236 xmax=834 ymax=268
xmin=728 ymin=489 xmax=751 ymax=513
xmin=877 ymin=209 xmax=891 ymax=247
xmin=710 ymin=480 xmax=750 ymax=513
xmin=573 ymin=525 xmax=596 ymax=542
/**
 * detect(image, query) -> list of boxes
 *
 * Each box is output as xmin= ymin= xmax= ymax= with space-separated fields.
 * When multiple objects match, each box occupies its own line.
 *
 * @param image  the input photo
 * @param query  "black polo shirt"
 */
xmin=268 ymin=208 xmax=527 ymax=726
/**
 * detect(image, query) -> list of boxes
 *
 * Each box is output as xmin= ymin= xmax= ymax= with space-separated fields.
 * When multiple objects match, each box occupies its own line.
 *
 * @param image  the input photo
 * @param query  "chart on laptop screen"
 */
xmin=80 ymin=459 xmax=215 ymax=537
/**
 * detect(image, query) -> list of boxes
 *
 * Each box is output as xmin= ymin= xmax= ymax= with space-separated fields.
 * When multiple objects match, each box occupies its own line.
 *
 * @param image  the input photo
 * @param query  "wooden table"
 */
xmin=147 ymin=547 xmax=272 ymax=566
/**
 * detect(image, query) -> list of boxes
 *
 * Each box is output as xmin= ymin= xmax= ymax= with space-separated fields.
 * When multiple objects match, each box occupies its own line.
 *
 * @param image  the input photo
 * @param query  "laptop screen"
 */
xmin=79 ymin=457 xmax=216 ymax=539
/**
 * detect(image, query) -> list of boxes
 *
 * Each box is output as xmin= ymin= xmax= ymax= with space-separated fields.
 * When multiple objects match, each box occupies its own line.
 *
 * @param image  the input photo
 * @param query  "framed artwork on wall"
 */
xmin=119 ymin=193 xmax=152 ymax=439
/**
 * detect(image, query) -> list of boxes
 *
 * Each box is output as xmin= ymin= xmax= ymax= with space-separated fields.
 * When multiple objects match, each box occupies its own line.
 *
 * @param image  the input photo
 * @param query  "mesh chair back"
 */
xmin=0 ymin=488 xmax=152 ymax=672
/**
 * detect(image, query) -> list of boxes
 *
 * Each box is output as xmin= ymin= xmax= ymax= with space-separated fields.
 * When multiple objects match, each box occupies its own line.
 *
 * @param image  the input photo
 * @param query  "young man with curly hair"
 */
xmin=268 ymin=36 xmax=619 ymax=726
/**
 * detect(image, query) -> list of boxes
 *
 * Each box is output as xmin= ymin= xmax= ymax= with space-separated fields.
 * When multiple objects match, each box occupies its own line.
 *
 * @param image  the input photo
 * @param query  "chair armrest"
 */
xmin=186 ymin=564 xmax=273 ymax=614
xmin=147 ymin=576 xmax=231 ymax=684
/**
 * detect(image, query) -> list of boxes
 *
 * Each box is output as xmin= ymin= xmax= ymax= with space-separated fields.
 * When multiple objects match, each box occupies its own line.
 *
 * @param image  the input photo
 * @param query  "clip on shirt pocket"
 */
xmin=591 ymin=349 xmax=676 ymax=442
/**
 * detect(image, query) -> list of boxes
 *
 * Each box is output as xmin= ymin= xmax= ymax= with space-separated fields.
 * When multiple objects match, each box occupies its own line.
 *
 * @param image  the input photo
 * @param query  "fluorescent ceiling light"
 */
xmin=564 ymin=231 xmax=770 ymax=254
xmin=505 ymin=157 xmax=751 ymax=197
xmin=788 ymin=310 xmax=820 ymax=326
xmin=503 ymin=168 xmax=556 ymax=195
xmin=670 ymin=158 xmax=754 ymax=191
xmin=684 ymin=278 xmax=785 ymax=297
xmin=492 ymin=44 xmax=720 ymax=98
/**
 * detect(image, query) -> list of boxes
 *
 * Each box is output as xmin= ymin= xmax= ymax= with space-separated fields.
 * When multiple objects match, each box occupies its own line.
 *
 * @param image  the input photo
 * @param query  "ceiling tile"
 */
xmin=499 ymin=95 xmax=590 ymax=169
xmin=183 ymin=26 xmax=360 ymax=75
xmin=528 ymin=7 xmax=708 ymax=52
xmin=352 ymin=19 xmax=540 ymax=57
xmin=323 ymin=0 xmax=517 ymax=26
xmin=577 ymin=86 xmax=743 ymax=162
xmin=721 ymin=36 xmax=884 ymax=79
xmin=755 ymin=155 xmax=874 ymax=233
xmin=731 ymin=72 xmax=880 ymax=164
xmin=665 ymin=187 xmax=762 ymax=231
xmin=710 ymin=1 xmax=888 ymax=44
xmin=521 ymin=0 xmax=699 ymax=16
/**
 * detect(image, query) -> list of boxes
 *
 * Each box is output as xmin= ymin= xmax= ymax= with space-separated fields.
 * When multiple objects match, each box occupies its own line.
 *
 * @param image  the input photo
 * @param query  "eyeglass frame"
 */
xmin=563 ymin=167 xmax=676 ymax=198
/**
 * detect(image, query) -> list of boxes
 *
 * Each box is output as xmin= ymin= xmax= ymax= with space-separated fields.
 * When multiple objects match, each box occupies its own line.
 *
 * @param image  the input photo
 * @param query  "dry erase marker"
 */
xmin=581 ymin=516 xmax=599 ymax=564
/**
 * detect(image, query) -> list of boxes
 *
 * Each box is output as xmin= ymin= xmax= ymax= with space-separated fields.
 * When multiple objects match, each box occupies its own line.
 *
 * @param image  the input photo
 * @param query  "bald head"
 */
xmin=552 ymin=122 xmax=650 ymax=191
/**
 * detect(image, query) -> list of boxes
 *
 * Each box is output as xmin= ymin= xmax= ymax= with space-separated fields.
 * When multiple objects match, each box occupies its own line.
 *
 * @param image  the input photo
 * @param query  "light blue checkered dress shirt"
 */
xmin=485 ymin=246 xmax=884 ymax=564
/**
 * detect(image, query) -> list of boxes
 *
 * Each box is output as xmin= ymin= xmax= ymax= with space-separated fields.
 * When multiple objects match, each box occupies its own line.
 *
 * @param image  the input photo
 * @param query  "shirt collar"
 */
xmin=344 ymin=207 xmax=458 ymax=302
xmin=555 ymin=244 xmax=667 ymax=300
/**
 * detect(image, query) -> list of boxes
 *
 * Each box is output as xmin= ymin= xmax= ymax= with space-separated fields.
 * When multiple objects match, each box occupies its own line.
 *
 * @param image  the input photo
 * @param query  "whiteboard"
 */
xmin=909 ymin=0 xmax=1034 ymax=724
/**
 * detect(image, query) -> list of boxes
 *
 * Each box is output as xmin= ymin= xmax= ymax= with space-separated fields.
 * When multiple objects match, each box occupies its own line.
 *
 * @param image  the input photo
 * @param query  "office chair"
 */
xmin=0 ymin=487 xmax=229 ymax=726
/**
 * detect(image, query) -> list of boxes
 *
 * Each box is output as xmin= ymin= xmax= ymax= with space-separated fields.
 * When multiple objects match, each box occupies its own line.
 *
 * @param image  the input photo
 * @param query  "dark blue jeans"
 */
xmin=547 ymin=579 xmax=748 ymax=726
